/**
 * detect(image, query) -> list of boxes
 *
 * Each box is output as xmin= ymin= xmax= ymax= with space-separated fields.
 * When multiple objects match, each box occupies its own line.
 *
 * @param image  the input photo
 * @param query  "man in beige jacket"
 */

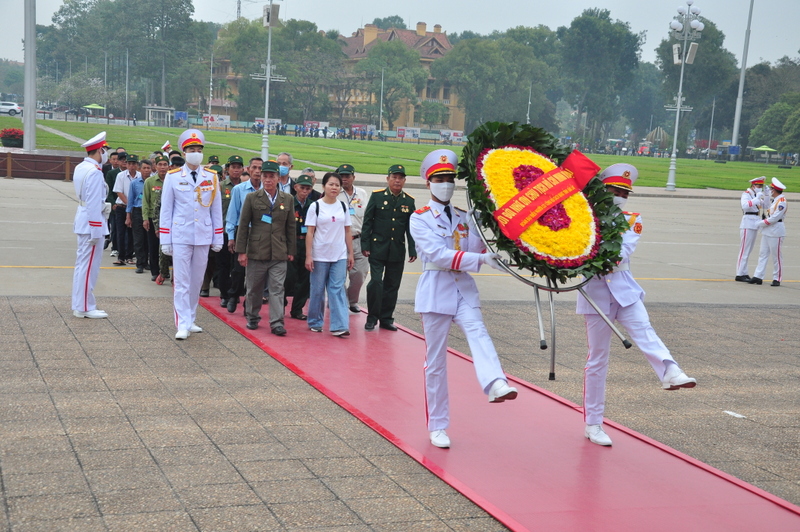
xmin=235 ymin=160 xmax=296 ymax=334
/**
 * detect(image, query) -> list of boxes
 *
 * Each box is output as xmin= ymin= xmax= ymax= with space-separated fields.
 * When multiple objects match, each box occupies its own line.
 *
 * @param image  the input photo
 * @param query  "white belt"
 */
xmin=613 ymin=263 xmax=630 ymax=273
xmin=423 ymin=263 xmax=461 ymax=273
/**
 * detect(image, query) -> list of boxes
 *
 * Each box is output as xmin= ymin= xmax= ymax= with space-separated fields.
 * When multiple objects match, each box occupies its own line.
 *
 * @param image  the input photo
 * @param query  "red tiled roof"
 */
xmin=340 ymin=26 xmax=453 ymax=61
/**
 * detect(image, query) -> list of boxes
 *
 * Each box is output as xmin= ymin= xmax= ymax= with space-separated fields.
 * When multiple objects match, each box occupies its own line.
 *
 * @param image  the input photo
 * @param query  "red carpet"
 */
xmin=201 ymin=299 xmax=800 ymax=531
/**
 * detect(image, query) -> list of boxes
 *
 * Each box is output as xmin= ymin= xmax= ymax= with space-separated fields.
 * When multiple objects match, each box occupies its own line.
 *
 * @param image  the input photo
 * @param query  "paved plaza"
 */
xmin=0 ymin=175 xmax=798 ymax=530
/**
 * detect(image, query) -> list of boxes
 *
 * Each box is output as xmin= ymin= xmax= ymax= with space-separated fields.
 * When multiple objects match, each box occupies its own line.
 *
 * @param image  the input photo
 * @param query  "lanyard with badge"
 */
xmin=261 ymin=190 xmax=279 ymax=224
xmin=343 ymin=190 xmax=358 ymax=215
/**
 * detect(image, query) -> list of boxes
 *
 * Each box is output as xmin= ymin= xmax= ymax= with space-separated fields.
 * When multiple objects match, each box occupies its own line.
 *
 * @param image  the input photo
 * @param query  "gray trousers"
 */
xmin=347 ymin=237 xmax=369 ymax=306
xmin=245 ymin=259 xmax=287 ymax=328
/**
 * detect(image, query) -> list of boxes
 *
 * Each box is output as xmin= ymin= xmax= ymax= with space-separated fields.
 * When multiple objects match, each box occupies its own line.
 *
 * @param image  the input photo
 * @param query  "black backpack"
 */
xmin=315 ymin=200 xmax=348 ymax=217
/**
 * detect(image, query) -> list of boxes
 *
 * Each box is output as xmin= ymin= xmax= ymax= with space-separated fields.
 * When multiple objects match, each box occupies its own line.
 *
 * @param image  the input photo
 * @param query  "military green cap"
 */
xmin=388 ymin=164 xmax=406 ymax=176
xmin=336 ymin=164 xmax=355 ymax=175
xmin=295 ymin=174 xmax=313 ymax=186
xmin=127 ymin=154 xmax=139 ymax=163
xmin=154 ymin=155 xmax=169 ymax=164
xmin=209 ymin=165 xmax=223 ymax=174
xmin=227 ymin=155 xmax=244 ymax=165
xmin=208 ymin=155 xmax=220 ymax=164
xmin=261 ymin=160 xmax=280 ymax=173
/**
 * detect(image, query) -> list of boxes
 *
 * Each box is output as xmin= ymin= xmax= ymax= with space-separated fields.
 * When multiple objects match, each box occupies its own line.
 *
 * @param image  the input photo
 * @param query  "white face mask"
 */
xmin=100 ymin=149 xmax=109 ymax=165
xmin=612 ymin=196 xmax=628 ymax=210
xmin=430 ymin=182 xmax=455 ymax=203
xmin=184 ymin=151 xmax=204 ymax=166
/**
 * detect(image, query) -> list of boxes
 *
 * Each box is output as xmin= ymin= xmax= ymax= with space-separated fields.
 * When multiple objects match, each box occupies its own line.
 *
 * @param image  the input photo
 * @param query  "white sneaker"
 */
xmin=175 ymin=330 xmax=190 ymax=340
xmin=189 ymin=323 xmax=203 ymax=333
xmin=110 ymin=250 xmax=118 ymax=257
xmin=73 ymin=309 xmax=108 ymax=319
xmin=662 ymin=364 xmax=697 ymax=390
xmin=488 ymin=379 xmax=518 ymax=403
xmin=430 ymin=429 xmax=450 ymax=448
xmin=585 ymin=424 xmax=612 ymax=446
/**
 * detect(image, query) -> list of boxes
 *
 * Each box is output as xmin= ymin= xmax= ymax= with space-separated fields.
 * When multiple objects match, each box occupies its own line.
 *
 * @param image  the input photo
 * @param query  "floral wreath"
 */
xmin=458 ymin=122 xmax=627 ymax=284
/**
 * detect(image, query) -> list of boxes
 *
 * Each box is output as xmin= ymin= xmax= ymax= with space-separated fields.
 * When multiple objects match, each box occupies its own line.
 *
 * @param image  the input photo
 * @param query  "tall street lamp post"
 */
xmin=665 ymin=0 xmax=704 ymax=191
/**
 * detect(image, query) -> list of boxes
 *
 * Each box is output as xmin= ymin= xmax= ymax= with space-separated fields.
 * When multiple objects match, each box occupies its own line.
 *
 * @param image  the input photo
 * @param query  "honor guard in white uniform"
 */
xmin=577 ymin=163 xmax=696 ymax=446
xmin=72 ymin=132 xmax=111 ymax=318
xmin=736 ymin=177 xmax=767 ymax=282
xmin=749 ymin=177 xmax=788 ymax=286
xmin=159 ymin=129 xmax=224 ymax=339
xmin=409 ymin=149 xmax=518 ymax=449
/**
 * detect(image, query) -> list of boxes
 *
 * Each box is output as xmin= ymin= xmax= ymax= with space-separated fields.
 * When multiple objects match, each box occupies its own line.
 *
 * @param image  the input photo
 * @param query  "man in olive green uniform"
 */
xmin=217 ymin=156 xmax=244 ymax=307
xmin=361 ymin=164 xmax=417 ymax=330
xmin=143 ymin=155 xmax=169 ymax=281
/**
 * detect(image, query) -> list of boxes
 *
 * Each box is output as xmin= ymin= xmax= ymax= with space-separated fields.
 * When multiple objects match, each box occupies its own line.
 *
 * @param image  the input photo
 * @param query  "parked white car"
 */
xmin=0 ymin=102 xmax=23 ymax=116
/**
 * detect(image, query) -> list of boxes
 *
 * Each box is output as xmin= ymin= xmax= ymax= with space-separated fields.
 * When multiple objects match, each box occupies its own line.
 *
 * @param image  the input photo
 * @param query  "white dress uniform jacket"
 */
xmin=753 ymin=193 xmax=788 ymax=282
xmin=159 ymin=165 xmax=224 ymax=247
xmin=410 ymin=201 xmax=485 ymax=314
xmin=737 ymin=188 xmax=767 ymax=277
xmin=759 ymin=193 xmax=787 ymax=238
xmin=73 ymin=158 xmax=109 ymax=239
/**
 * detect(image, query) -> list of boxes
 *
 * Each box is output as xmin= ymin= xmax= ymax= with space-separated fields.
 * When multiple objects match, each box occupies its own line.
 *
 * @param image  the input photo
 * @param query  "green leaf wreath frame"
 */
xmin=457 ymin=121 xmax=628 ymax=285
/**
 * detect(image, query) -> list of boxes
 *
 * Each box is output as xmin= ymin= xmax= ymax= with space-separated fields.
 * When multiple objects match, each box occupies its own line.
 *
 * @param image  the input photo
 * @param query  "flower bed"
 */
xmin=1 ymin=128 xmax=24 ymax=147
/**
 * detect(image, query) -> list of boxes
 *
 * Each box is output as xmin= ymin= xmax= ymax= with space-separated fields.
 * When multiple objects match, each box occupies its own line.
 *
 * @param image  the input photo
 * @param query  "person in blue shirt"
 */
xmin=126 ymin=158 xmax=149 ymax=273
xmin=225 ymin=157 xmax=262 ymax=313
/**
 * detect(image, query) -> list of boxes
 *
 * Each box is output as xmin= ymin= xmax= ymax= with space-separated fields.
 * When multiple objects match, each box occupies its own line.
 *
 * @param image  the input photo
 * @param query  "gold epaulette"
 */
xmin=373 ymin=188 xmax=386 ymax=193
xmin=167 ymin=167 xmax=181 ymax=174
xmin=404 ymin=192 xmax=414 ymax=199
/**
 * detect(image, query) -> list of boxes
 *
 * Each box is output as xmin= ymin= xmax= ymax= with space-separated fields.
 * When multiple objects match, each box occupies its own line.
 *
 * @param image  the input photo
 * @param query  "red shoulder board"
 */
xmin=623 ymin=211 xmax=640 ymax=216
xmin=415 ymin=206 xmax=431 ymax=214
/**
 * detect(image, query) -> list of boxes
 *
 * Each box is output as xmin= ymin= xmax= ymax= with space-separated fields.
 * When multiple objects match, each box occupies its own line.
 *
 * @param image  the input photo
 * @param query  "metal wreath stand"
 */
xmin=465 ymin=194 xmax=632 ymax=381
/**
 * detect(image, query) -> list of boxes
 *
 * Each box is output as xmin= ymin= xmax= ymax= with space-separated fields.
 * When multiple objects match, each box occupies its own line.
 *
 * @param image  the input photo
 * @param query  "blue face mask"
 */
xmin=279 ymin=165 xmax=289 ymax=177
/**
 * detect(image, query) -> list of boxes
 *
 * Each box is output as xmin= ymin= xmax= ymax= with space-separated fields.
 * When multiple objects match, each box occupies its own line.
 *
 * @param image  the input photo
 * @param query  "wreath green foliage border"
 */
xmin=457 ymin=121 xmax=628 ymax=285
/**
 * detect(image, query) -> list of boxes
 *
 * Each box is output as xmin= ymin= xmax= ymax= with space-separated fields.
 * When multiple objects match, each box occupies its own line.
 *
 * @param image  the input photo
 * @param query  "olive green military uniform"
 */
xmin=142 ymin=172 xmax=165 ymax=279
xmin=361 ymin=185 xmax=416 ymax=327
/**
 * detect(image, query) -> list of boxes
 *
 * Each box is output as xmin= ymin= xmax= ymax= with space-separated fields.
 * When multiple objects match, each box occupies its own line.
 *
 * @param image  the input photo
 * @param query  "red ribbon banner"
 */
xmin=493 ymin=150 xmax=600 ymax=241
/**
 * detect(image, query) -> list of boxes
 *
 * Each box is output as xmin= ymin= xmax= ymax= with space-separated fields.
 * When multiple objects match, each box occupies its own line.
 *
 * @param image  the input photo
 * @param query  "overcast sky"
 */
xmin=4 ymin=0 xmax=797 ymax=68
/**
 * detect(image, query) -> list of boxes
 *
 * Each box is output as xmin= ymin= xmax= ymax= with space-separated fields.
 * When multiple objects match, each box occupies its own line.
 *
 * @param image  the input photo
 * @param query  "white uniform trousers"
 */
xmin=71 ymin=235 xmax=102 ymax=312
xmin=753 ymin=236 xmax=783 ymax=282
xmin=421 ymin=293 xmax=506 ymax=431
xmin=736 ymin=228 xmax=759 ymax=276
xmin=346 ymin=238 xmax=369 ymax=306
xmin=584 ymin=299 xmax=675 ymax=426
xmin=172 ymin=244 xmax=210 ymax=331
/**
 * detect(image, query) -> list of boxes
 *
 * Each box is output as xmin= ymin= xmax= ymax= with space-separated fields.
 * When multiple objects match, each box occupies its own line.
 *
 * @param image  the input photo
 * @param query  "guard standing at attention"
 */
xmin=159 ymin=129 xmax=224 ymax=340
xmin=361 ymin=164 xmax=417 ymax=331
xmin=735 ymin=176 xmax=767 ymax=282
xmin=749 ymin=177 xmax=788 ymax=286
xmin=409 ymin=149 xmax=518 ymax=449
xmin=72 ymin=131 xmax=111 ymax=318
xmin=577 ymin=163 xmax=696 ymax=447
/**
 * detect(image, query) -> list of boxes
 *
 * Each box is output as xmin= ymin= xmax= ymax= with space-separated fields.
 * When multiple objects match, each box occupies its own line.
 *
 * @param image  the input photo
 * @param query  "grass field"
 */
xmin=2 ymin=116 xmax=796 ymax=190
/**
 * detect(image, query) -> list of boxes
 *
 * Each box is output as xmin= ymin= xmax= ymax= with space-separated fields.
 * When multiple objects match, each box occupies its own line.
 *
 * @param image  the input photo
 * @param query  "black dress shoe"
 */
xmin=379 ymin=322 xmax=398 ymax=331
xmin=290 ymin=313 xmax=308 ymax=321
xmin=220 ymin=298 xmax=229 ymax=307
xmin=771 ymin=280 xmax=780 ymax=286
xmin=735 ymin=275 xmax=751 ymax=282
xmin=747 ymin=277 xmax=763 ymax=285
xmin=349 ymin=305 xmax=360 ymax=313
xmin=227 ymin=298 xmax=238 ymax=313
xmin=246 ymin=320 xmax=258 ymax=330
xmin=200 ymin=289 xmax=210 ymax=297
xmin=365 ymin=321 xmax=376 ymax=331
xmin=271 ymin=326 xmax=287 ymax=336
xmin=143 ymin=265 xmax=150 ymax=270
xmin=135 ymin=267 xmax=144 ymax=274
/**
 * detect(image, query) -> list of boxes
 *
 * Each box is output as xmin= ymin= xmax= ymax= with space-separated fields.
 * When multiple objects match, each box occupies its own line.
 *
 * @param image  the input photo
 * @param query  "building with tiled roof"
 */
xmin=337 ymin=22 xmax=465 ymax=131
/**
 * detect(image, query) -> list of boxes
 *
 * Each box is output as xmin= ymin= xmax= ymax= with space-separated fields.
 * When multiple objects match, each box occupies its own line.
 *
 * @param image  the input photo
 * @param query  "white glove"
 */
xmin=161 ymin=245 xmax=173 ymax=256
xmin=211 ymin=245 xmax=222 ymax=252
xmin=479 ymin=252 xmax=505 ymax=272
xmin=88 ymin=238 xmax=100 ymax=246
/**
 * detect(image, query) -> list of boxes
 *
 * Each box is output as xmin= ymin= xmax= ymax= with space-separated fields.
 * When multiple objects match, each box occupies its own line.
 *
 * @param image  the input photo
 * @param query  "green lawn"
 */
xmin=4 ymin=117 xmax=796 ymax=191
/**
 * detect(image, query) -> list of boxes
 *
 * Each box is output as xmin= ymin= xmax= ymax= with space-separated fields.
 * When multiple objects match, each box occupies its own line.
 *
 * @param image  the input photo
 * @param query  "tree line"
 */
xmin=30 ymin=1 xmax=800 ymax=152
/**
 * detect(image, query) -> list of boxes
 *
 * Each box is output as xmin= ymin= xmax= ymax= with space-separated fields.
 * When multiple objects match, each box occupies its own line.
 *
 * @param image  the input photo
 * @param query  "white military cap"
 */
xmin=598 ymin=163 xmax=638 ymax=192
xmin=771 ymin=177 xmax=786 ymax=191
xmin=178 ymin=129 xmax=204 ymax=150
xmin=749 ymin=176 xmax=765 ymax=185
xmin=81 ymin=131 xmax=107 ymax=152
xmin=420 ymin=149 xmax=458 ymax=180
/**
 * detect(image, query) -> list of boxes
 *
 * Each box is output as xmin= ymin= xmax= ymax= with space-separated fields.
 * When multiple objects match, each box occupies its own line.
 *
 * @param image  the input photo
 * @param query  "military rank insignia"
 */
xmin=401 ymin=205 xmax=409 ymax=213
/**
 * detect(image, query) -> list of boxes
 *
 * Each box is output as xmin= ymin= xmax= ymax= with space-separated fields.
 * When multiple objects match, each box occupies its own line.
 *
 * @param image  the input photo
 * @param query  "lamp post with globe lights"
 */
xmin=665 ymin=1 xmax=704 ymax=191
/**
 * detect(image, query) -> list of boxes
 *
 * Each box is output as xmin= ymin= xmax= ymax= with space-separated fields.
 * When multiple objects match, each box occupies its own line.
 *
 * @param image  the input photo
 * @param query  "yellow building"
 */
xmin=338 ymin=22 xmax=465 ymax=131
